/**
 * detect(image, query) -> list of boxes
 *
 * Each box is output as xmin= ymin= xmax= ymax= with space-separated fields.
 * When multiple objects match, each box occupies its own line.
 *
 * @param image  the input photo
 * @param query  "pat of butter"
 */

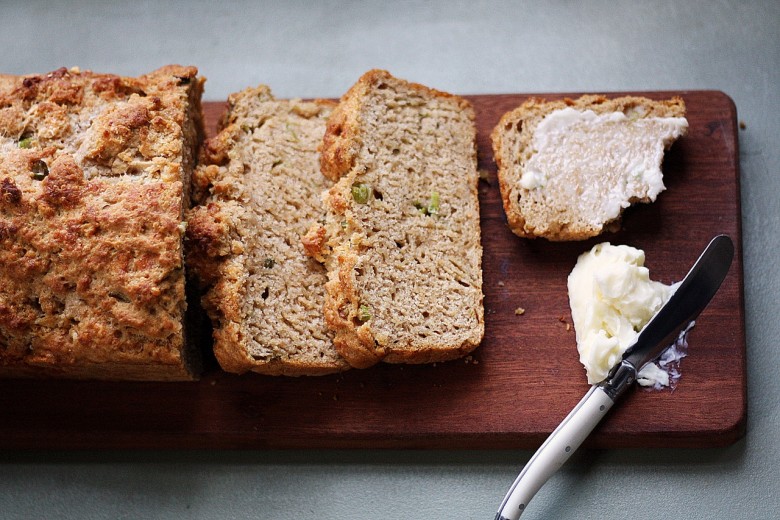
xmin=567 ymin=242 xmax=679 ymax=385
xmin=520 ymin=108 xmax=688 ymax=223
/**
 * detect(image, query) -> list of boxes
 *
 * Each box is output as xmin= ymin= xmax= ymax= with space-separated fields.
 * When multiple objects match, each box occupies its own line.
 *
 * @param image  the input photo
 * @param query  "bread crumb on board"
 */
xmin=559 ymin=316 xmax=572 ymax=331
xmin=514 ymin=307 xmax=526 ymax=316
xmin=478 ymin=168 xmax=493 ymax=184
xmin=464 ymin=355 xmax=480 ymax=365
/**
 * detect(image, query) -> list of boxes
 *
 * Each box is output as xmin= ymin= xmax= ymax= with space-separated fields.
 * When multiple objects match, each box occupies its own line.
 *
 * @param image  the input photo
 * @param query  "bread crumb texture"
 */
xmin=187 ymin=86 xmax=349 ymax=375
xmin=0 ymin=66 xmax=204 ymax=380
xmin=313 ymin=70 xmax=484 ymax=368
xmin=491 ymin=95 xmax=687 ymax=241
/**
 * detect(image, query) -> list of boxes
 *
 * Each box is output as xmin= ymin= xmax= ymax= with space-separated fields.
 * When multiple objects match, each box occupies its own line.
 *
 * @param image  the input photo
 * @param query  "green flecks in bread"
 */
xmin=307 ymin=70 xmax=484 ymax=368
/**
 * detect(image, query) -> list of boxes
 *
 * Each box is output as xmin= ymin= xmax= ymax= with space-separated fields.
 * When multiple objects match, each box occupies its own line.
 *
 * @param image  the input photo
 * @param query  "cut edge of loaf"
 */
xmin=186 ymin=86 xmax=350 ymax=376
xmin=491 ymin=94 xmax=687 ymax=241
xmin=310 ymin=69 xmax=484 ymax=369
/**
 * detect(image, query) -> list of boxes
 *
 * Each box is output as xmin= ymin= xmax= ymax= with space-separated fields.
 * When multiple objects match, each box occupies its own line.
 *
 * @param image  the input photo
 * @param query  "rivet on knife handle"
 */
xmin=495 ymin=386 xmax=615 ymax=519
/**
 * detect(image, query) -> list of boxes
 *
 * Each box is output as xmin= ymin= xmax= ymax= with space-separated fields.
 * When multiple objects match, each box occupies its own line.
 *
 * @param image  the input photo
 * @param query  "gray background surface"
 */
xmin=1 ymin=1 xmax=778 ymax=518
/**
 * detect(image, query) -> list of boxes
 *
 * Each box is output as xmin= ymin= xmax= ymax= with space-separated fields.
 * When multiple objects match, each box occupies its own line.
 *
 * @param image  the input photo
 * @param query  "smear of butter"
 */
xmin=520 ymin=108 xmax=688 ymax=225
xmin=567 ymin=242 xmax=680 ymax=385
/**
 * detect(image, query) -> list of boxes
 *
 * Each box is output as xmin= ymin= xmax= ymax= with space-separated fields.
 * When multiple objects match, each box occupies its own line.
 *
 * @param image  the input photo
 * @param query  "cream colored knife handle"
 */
xmin=495 ymin=386 xmax=615 ymax=520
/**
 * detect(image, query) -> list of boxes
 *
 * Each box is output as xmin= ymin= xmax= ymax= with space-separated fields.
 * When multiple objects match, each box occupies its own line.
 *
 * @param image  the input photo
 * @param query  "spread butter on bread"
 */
xmin=491 ymin=95 xmax=688 ymax=241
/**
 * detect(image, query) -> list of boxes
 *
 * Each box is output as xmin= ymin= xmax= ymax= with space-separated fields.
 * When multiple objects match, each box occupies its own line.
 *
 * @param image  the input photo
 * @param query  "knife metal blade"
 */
xmin=495 ymin=235 xmax=734 ymax=520
xmin=622 ymin=234 xmax=734 ymax=376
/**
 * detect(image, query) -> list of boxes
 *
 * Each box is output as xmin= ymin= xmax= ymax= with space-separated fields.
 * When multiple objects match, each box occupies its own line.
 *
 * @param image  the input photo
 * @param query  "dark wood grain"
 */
xmin=0 ymin=91 xmax=745 ymax=450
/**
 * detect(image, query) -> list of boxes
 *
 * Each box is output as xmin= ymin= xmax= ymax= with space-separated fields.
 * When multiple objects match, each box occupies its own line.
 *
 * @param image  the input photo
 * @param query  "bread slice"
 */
xmin=0 ymin=65 xmax=204 ymax=380
xmin=186 ymin=86 xmax=349 ymax=375
xmin=491 ymin=95 xmax=688 ymax=241
xmin=305 ymin=70 xmax=484 ymax=368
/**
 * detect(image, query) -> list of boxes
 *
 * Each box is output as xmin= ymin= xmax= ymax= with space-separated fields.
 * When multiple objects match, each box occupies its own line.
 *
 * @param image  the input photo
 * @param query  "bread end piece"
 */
xmin=0 ymin=65 xmax=204 ymax=381
xmin=491 ymin=95 xmax=687 ymax=241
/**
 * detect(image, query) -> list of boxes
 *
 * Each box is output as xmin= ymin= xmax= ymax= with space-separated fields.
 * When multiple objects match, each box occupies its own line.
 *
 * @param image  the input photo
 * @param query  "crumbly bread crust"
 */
xmin=0 ymin=65 xmax=205 ymax=380
xmin=187 ymin=86 xmax=349 ymax=375
xmin=308 ymin=70 xmax=484 ymax=368
xmin=491 ymin=95 xmax=687 ymax=241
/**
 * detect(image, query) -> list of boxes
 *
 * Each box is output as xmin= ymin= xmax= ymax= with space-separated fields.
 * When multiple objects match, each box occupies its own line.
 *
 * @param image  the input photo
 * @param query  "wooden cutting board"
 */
xmin=0 ymin=91 xmax=745 ymax=450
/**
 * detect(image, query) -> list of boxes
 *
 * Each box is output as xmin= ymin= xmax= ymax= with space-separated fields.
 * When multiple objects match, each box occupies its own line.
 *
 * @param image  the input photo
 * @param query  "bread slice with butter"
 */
xmin=304 ymin=70 xmax=484 ymax=368
xmin=186 ymin=86 xmax=350 ymax=376
xmin=491 ymin=95 xmax=688 ymax=241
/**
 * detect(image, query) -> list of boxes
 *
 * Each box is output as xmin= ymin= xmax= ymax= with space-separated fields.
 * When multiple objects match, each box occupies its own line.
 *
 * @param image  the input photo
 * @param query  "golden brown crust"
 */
xmin=184 ymin=202 xmax=247 ymax=374
xmin=491 ymin=95 xmax=687 ymax=241
xmin=301 ymin=223 xmax=329 ymax=263
xmin=320 ymin=250 xmax=385 ymax=369
xmin=0 ymin=66 xmax=204 ymax=380
xmin=318 ymin=87 xmax=362 ymax=182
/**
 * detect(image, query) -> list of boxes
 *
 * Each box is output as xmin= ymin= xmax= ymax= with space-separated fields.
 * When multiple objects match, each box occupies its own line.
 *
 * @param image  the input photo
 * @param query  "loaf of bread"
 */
xmin=305 ymin=70 xmax=484 ymax=368
xmin=491 ymin=95 xmax=688 ymax=241
xmin=0 ymin=65 xmax=204 ymax=380
xmin=186 ymin=86 xmax=350 ymax=375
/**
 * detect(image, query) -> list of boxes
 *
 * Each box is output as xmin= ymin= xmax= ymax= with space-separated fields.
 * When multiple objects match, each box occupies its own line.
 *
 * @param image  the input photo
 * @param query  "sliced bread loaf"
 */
xmin=186 ymin=86 xmax=349 ymax=375
xmin=305 ymin=70 xmax=484 ymax=368
xmin=0 ymin=65 xmax=204 ymax=380
xmin=491 ymin=95 xmax=688 ymax=241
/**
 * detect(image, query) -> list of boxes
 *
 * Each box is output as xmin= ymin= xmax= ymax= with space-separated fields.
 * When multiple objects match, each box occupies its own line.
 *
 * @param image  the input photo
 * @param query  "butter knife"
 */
xmin=495 ymin=234 xmax=734 ymax=520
